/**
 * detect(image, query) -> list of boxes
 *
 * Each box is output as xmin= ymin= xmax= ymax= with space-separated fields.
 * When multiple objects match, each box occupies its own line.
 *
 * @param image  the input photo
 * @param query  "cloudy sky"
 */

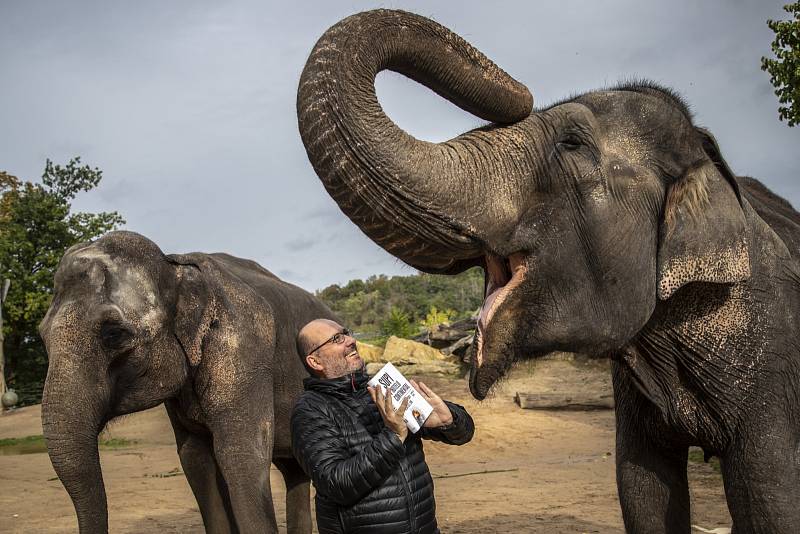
xmin=1 ymin=1 xmax=797 ymax=292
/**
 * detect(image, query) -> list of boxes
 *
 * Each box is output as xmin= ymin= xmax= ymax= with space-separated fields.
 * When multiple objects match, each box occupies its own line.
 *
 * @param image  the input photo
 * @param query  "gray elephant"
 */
xmin=40 ymin=231 xmax=331 ymax=533
xmin=297 ymin=9 xmax=800 ymax=534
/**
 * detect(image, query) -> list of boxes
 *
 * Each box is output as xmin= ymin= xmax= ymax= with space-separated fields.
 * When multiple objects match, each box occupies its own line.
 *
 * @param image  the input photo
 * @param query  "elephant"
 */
xmin=297 ymin=9 xmax=800 ymax=534
xmin=39 ymin=230 xmax=332 ymax=533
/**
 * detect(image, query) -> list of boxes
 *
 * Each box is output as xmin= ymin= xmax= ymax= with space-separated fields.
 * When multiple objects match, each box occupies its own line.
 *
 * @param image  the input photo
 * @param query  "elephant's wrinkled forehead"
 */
xmin=58 ymin=248 xmax=116 ymax=287
xmin=572 ymin=90 xmax=694 ymax=165
xmin=55 ymin=247 xmax=164 ymax=329
xmin=584 ymin=91 xmax=692 ymax=131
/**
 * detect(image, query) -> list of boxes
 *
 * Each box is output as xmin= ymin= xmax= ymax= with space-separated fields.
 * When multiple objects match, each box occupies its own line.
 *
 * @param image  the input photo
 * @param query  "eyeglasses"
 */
xmin=308 ymin=328 xmax=352 ymax=355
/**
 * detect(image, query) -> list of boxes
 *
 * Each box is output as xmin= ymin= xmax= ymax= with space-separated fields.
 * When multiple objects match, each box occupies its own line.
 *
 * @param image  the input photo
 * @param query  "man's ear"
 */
xmin=167 ymin=254 xmax=214 ymax=366
xmin=305 ymin=353 xmax=324 ymax=373
xmin=656 ymin=128 xmax=751 ymax=300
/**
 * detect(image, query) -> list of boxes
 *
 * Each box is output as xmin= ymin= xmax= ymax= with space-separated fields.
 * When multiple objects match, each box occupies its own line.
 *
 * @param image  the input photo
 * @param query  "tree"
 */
xmin=381 ymin=307 xmax=416 ymax=338
xmin=0 ymin=158 xmax=124 ymax=404
xmin=420 ymin=306 xmax=454 ymax=330
xmin=762 ymin=2 xmax=800 ymax=126
xmin=317 ymin=267 xmax=483 ymax=341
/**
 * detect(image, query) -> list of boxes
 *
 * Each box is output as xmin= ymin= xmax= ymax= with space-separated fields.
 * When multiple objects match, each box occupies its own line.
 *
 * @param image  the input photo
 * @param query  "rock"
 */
xmin=382 ymin=336 xmax=455 ymax=365
xmin=365 ymin=360 xmax=461 ymax=378
xmin=361 ymin=336 xmax=463 ymax=378
xmin=1 ymin=389 xmax=19 ymax=409
xmin=365 ymin=362 xmax=385 ymax=376
xmin=395 ymin=361 xmax=461 ymax=377
xmin=356 ymin=341 xmax=384 ymax=363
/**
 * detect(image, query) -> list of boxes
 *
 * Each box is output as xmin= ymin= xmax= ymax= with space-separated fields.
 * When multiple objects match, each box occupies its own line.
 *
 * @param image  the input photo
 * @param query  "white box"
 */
xmin=367 ymin=362 xmax=433 ymax=433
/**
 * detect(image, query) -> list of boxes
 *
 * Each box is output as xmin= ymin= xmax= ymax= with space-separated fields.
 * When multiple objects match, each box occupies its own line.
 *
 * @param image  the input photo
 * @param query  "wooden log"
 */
xmin=515 ymin=392 xmax=614 ymax=411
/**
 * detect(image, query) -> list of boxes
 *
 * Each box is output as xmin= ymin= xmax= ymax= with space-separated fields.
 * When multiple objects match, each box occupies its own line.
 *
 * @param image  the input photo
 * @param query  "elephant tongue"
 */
xmin=478 ymin=252 xmax=528 ymax=337
xmin=478 ymin=285 xmax=504 ymax=334
xmin=479 ymin=253 xmax=512 ymax=334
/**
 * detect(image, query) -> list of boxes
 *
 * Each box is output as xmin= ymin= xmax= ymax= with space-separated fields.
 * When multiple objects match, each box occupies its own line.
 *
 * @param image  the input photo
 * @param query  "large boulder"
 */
xmin=370 ymin=336 xmax=462 ymax=377
xmin=356 ymin=341 xmax=384 ymax=363
xmin=365 ymin=359 xmax=461 ymax=378
xmin=382 ymin=336 xmax=452 ymax=364
xmin=393 ymin=361 xmax=461 ymax=376
xmin=365 ymin=361 xmax=385 ymax=376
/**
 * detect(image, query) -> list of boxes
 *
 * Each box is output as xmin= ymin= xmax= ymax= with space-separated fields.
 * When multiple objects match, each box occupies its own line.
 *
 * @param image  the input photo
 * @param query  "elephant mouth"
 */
xmin=476 ymin=251 xmax=527 ymax=368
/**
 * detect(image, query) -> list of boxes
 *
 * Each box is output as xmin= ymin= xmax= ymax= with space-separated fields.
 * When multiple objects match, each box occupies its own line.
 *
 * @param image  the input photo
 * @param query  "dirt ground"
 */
xmin=0 ymin=359 xmax=732 ymax=533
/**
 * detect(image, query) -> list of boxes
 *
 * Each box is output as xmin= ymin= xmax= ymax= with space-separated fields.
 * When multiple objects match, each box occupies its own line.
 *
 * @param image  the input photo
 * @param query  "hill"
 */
xmin=316 ymin=268 xmax=483 ymax=343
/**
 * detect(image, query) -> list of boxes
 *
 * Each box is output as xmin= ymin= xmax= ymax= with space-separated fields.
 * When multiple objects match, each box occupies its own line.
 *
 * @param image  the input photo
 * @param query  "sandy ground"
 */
xmin=0 ymin=359 xmax=732 ymax=533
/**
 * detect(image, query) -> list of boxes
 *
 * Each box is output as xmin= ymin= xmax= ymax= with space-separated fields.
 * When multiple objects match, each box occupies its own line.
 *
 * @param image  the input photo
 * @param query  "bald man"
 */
xmin=291 ymin=319 xmax=474 ymax=534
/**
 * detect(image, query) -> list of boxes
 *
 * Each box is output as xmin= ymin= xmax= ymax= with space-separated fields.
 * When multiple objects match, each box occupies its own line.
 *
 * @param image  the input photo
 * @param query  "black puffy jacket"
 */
xmin=291 ymin=370 xmax=474 ymax=533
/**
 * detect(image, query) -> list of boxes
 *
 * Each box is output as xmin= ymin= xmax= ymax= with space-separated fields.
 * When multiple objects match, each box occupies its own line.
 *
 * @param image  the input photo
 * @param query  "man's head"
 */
xmin=297 ymin=319 xmax=363 ymax=379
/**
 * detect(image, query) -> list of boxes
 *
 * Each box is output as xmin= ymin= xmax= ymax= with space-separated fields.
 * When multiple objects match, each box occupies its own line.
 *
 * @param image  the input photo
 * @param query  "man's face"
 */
xmin=307 ymin=321 xmax=363 ymax=379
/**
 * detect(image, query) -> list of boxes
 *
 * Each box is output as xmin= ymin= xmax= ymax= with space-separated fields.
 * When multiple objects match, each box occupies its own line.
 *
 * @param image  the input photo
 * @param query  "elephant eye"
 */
xmin=99 ymin=321 xmax=133 ymax=351
xmin=557 ymin=133 xmax=583 ymax=151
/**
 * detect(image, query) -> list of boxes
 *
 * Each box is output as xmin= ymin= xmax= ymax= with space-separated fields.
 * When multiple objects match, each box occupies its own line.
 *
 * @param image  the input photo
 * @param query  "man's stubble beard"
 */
xmin=328 ymin=356 xmax=363 ymax=379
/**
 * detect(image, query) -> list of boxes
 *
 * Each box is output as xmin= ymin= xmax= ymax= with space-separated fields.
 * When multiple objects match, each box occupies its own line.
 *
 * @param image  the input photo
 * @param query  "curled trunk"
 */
xmin=297 ymin=9 xmax=533 ymax=272
xmin=42 ymin=360 xmax=109 ymax=533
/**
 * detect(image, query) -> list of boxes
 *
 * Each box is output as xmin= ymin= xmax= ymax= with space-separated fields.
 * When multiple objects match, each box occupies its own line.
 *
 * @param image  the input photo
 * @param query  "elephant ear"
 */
xmin=167 ymin=253 xmax=214 ymax=367
xmin=656 ymin=128 xmax=751 ymax=300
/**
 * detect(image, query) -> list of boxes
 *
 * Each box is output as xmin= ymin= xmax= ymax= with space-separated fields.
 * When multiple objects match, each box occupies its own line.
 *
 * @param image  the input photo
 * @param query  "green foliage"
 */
xmin=98 ymin=437 xmax=137 ymax=449
xmin=381 ymin=307 xmax=416 ymax=338
xmin=687 ymin=447 xmax=721 ymax=475
xmin=0 ymin=434 xmax=45 ymax=447
xmin=762 ymin=2 xmax=800 ymax=126
xmin=0 ymin=158 xmax=124 ymax=404
xmin=317 ymin=268 xmax=483 ymax=338
xmin=0 ymin=434 xmax=136 ymax=452
xmin=420 ymin=306 xmax=455 ymax=330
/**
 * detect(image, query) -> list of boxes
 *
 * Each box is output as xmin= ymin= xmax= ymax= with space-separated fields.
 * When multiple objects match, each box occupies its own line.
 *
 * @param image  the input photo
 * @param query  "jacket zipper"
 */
xmin=398 ymin=460 xmax=416 ymax=533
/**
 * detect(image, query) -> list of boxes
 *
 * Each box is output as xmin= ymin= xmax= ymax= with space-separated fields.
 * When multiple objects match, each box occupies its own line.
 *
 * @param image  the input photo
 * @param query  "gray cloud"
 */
xmin=285 ymin=236 xmax=319 ymax=252
xmin=1 ymin=0 xmax=797 ymax=292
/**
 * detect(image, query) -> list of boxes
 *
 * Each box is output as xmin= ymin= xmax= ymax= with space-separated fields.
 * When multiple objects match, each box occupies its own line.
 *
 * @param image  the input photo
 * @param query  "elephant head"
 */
xmin=39 ymin=231 xmax=207 ymax=532
xmin=297 ymin=10 xmax=750 ymax=399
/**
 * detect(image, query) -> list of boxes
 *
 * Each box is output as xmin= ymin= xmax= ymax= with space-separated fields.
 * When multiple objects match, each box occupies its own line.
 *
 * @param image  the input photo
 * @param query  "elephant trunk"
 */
xmin=42 ymin=358 xmax=109 ymax=533
xmin=297 ymin=9 xmax=534 ymax=273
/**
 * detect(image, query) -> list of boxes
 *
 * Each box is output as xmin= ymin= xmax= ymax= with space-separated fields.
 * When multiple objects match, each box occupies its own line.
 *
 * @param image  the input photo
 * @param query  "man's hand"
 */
xmin=410 ymin=380 xmax=453 ymax=428
xmin=368 ymin=385 xmax=410 ymax=442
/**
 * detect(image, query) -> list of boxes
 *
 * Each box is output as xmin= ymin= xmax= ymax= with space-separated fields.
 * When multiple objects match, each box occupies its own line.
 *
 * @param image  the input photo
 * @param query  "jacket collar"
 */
xmin=304 ymin=368 xmax=370 ymax=397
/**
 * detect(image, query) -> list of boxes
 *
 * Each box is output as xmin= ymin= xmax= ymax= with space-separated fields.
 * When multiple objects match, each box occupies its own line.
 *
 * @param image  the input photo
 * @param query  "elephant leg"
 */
xmin=212 ymin=419 xmax=279 ymax=533
xmin=613 ymin=365 xmax=690 ymax=533
xmin=616 ymin=432 xmax=690 ymax=534
xmin=273 ymin=457 xmax=312 ymax=534
xmin=720 ymin=436 xmax=800 ymax=533
xmin=165 ymin=402 xmax=238 ymax=534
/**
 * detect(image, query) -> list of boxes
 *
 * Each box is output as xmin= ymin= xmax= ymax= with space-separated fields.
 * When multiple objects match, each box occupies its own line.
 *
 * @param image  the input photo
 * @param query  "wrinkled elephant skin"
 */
xmin=297 ymin=9 xmax=800 ymax=533
xmin=40 ymin=231 xmax=327 ymax=534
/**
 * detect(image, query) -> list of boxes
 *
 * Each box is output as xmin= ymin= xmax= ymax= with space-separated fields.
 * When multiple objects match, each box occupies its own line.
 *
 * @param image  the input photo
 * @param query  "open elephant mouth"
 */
xmin=472 ymin=252 xmax=527 ymax=399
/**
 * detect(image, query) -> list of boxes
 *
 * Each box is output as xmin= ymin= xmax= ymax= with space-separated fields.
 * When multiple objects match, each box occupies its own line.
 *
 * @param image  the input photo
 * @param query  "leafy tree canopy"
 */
xmin=0 ymin=158 xmax=124 ymax=404
xmin=762 ymin=2 xmax=800 ymax=126
xmin=382 ymin=307 xmax=416 ymax=339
